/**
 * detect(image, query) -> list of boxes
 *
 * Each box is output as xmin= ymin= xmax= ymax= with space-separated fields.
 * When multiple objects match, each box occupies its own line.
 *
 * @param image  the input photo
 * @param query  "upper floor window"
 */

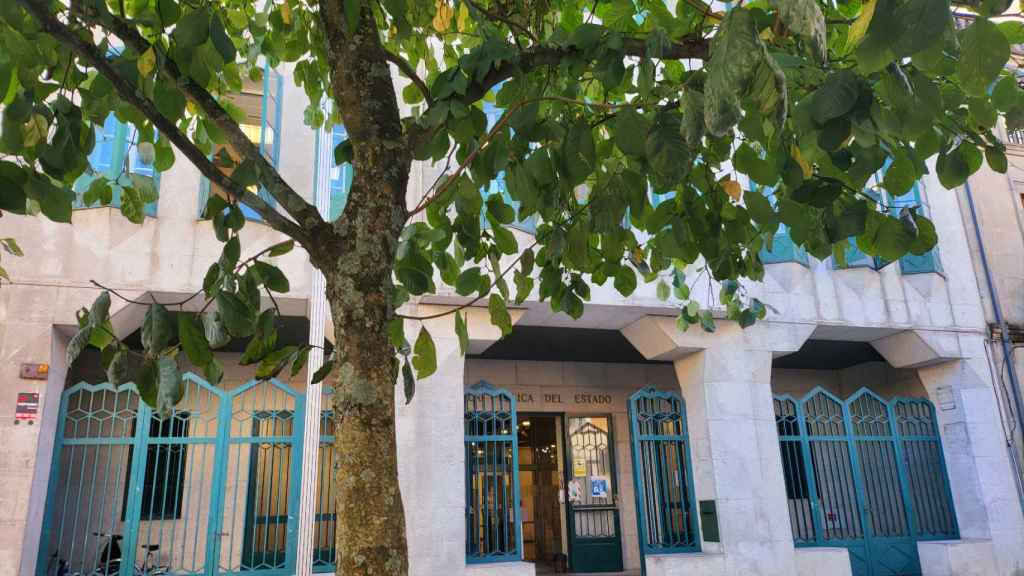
xmin=832 ymin=160 xmax=942 ymax=274
xmin=73 ymin=114 xmax=159 ymax=216
xmin=199 ymin=66 xmax=283 ymax=221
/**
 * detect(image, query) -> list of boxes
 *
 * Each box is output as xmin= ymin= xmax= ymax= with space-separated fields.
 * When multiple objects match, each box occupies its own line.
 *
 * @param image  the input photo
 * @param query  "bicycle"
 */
xmin=45 ymin=533 xmax=169 ymax=576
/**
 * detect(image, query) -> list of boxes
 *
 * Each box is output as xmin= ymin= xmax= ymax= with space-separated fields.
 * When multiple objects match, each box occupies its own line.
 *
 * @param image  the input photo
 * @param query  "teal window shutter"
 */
xmin=480 ymin=100 xmax=536 ymax=234
xmin=73 ymin=114 xmax=158 ymax=216
xmin=756 ymin=185 xmax=809 ymax=265
xmin=329 ymin=125 xmax=353 ymax=221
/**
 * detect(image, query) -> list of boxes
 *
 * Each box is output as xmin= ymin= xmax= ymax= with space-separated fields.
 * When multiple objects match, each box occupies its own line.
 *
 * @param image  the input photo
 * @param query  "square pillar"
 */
xmin=916 ymin=334 xmax=1024 ymax=575
xmin=395 ymin=305 xmax=519 ymax=576
xmin=672 ymin=338 xmax=796 ymax=575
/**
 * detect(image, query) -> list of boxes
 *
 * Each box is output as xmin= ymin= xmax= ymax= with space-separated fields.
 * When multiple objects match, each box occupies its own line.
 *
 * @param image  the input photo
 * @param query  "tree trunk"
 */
xmin=316 ymin=153 xmax=411 ymax=574
xmin=324 ymin=259 xmax=408 ymax=574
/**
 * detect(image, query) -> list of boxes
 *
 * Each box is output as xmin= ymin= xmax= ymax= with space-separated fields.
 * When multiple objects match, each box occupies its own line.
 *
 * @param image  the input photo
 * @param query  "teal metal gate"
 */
xmin=38 ymin=374 xmax=306 ymax=576
xmin=628 ymin=387 xmax=700 ymax=575
xmin=464 ymin=381 xmax=521 ymax=564
xmin=774 ymin=388 xmax=958 ymax=576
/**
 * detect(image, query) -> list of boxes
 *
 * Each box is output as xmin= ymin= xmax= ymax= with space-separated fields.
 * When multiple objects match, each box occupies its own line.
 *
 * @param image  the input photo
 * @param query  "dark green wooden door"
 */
xmin=566 ymin=415 xmax=623 ymax=573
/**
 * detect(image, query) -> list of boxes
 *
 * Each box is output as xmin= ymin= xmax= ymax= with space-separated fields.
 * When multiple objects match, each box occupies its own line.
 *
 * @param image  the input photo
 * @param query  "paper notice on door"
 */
xmin=590 ymin=476 xmax=609 ymax=498
xmin=572 ymin=458 xmax=586 ymax=477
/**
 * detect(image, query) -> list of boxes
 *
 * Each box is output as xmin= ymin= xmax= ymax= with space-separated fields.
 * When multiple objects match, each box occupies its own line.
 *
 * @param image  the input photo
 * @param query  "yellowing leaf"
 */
xmin=433 ymin=0 xmax=453 ymax=32
xmin=22 ymin=114 xmax=48 ymax=147
xmin=138 ymin=47 xmax=156 ymax=76
xmin=722 ymin=179 xmax=743 ymax=202
xmin=791 ymin=143 xmax=812 ymax=177
xmin=846 ymin=0 xmax=876 ymax=49
xmin=280 ymin=1 xmax=293 ymax=25
xmin=456 ymin=1 xmax=469 ymax=32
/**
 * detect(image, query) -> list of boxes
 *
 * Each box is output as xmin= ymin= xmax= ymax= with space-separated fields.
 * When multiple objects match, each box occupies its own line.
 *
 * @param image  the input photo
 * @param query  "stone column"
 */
xmin=874 ymin=328 xmax=1024 ymax=575
xmin=395 ymin=305 xmax=522 ymax=576
xmin=622 ymin=317 xmax=817 ymax=576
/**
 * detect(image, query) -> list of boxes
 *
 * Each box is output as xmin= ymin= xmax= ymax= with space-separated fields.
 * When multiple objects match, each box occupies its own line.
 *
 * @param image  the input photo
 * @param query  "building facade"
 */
xmin=2 ymin=59 xmax=1024 ymax=576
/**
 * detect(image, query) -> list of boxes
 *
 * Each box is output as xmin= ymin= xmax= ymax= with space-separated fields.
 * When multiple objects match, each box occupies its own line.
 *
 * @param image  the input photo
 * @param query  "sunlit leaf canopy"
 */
xmin=1 ymin=0 xmax=1022 ymax=403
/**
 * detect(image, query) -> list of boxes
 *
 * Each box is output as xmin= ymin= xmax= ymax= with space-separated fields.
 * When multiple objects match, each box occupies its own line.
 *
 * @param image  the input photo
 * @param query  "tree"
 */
xmin=0 ymin=0 xmax=1020 ymax=571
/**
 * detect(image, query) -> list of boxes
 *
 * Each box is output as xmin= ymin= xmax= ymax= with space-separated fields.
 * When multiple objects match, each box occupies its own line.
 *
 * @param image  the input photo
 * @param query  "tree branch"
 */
xmin=382 ymin=49 xmax=432 ymax=106
xmin=19 ymin=0 xmax=311 ymax=244
xmin=71 ymin=3 xmax=324 ymax=232
xmin=463 ymin=0 xmax=539 ymax=43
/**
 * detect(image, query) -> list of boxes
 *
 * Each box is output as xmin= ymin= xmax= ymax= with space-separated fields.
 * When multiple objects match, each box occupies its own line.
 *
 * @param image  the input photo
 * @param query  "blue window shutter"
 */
xmin=73 ymin=114 xmax=120 ymax=207
xmin=756 ymin=185 xmax=809 ymax=265
xmin=329 ymin=125 xmax=352 ymax=221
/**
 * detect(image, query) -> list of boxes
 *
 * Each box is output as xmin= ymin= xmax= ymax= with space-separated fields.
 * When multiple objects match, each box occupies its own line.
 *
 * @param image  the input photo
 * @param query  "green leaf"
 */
xmin=488 ymin=293 xmax=513 ymax=336
xmin=705 ymin=8 xmax=785 ymax=136
xmin=178 ymin=312 xmax=212 ymax=367
xmin=89 ymin=291 xmax=111 ymax=327
xmin=66 ymin=326 xmax=93 ymax=366
xmin=646 ymin=112 xmax=689 ymax=186
xmin=209 ymin=13 xmax=237 ymax=63
xmin=890 ymin=0 xmax=949 ymax=57
xmin=769 ymin=0 xmax=826 ymax=61
xmin=959 ymin=18 xmax=1010 ymax=97
xmin=172 ymin=8 xmax=210 ymax=49
xmin=291 ymin=346 xmax=310 ymax=378
xmin=106 ymin=348 xmax=131 ymax=386
xmin=253 ymin=261 xmax=290 ymax=293
xmin=311 ymin=352 xmax=335 ymax=384
xmin=699 ymin=310 xmax=716 ymax=332
xmin=154 ymin=83 xmax=187 ymax=121
xmin=155 ymin=356 xmax=183 ymax=416
xmin=142 ymin=303 xmax=173 ymax=354
xmin=256 ymin=345 xmax=300 ymax=379
xmin=344 ymin=0 xmax=361 ymax=33
xmin=985 ymin=146 xmax=1008 ymax=174
xmin=992 ymin=75 xmax=1019 ymax=112
xmin=809 ymin=70 xmax=862 ymax=125
xmin=455 ymin=310 xmax=469 ymax=355
xmin=204 ymin=357 xmax=224 ymax=385
xmin=613 ymin=110 xmax=649 ymax=157
xmin=402 ymin=357 xmax=416 ymax=404
xmin=936 ymin=145 xmax=971 ymax=188
xmin=455 ymin=267 xmax=483 ymax=296
xmin=412 ymin=326 xmax=437 ymax=378
xmin=680 ymin=88 xmax=705 ymax=150
xmin=657 ymin=280 xmax=670 ymax=301
xmin=614 ymin=265 xmax=637 ymax=296
xmin=267 ymin=240 xmax=295 ymax=256
xmin=136 ymin=357 xmax=159 ymax=408
xmin=201 ymin=310 xmax=231 ymax=349
xmin=215 ymin=292 xmax=255 ymax=337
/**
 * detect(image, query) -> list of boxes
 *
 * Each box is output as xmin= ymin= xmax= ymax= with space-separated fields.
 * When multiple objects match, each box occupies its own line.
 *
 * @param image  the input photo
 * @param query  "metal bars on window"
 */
xmin=464 ymin=381 xmax=521 ymax=564
xmin=628 ymin=387 xmax=699 ymax=555
xmin=773 ymin=388 xmax=958 ymax=556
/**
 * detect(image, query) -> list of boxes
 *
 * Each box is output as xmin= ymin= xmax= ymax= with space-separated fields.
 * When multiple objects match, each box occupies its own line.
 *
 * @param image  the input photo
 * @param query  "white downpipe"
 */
xmin=295 ymin=111 xmax=332 ymax=575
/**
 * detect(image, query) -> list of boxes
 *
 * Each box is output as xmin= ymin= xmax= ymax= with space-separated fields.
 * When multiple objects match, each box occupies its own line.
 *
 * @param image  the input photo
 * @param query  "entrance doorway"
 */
xmin=517 ymin=413 xmax=625 ymax=574
xmin=518 ymin=414 xmax=566 ymax=573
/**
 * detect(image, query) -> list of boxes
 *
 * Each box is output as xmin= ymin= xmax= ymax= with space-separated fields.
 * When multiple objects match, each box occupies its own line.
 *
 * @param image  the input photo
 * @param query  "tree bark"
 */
xmin=315 ymin=130 xmax=411 ymax=575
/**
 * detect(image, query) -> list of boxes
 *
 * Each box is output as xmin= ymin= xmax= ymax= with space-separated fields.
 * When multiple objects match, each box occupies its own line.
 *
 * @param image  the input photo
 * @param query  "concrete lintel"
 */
xmin=403 ymin=303 xmax=525 ymax=354
xmin=871 ymin=329 xmax=964 ymax=369
xmin=621 ymin=315 xmax=815 ymax=361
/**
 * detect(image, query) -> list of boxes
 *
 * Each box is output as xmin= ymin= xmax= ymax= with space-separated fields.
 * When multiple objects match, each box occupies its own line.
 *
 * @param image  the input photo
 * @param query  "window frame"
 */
xmin=73 ymin=114 xmax=159 ymax=216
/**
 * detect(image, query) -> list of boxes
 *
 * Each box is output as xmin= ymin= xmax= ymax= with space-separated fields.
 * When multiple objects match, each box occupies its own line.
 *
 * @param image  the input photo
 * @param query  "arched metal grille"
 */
xmin=38 ymin=374 xmax=306 ymax=576
xmin=464 ymin=381 xmax=521 ymax=563
xmin=774 ymin=387 xmax=958 ymax=576
xmin=628 ymin=387 xmax=699 ymax=555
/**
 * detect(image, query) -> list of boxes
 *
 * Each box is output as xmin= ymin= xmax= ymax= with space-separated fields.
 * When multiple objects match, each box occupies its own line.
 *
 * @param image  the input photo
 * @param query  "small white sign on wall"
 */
xmin=936 ymin=386 xmax=956 ymax=411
